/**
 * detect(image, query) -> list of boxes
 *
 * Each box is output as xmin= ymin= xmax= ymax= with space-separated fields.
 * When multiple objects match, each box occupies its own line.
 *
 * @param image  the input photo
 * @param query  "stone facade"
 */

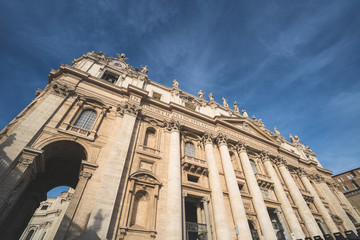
xmin=0 ymin=51 xmax=359 ymax=240
xmin=332 ymin=168 xmax=360 ymax=219
xmin=20 ymin=189 xmax=74 ymax=240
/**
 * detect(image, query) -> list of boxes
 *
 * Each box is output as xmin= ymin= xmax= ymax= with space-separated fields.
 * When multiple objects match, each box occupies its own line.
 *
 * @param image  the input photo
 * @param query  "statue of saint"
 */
xmin=116 ymin=53 xmax=128 ymax=61
xmin=172 ymin=79 xmax=179 ymax=88
xmin=209 ymin=93 xmax=214 ymax=101
xmin=140 ymin=65 xmax=148 ymax=74
xmin=222 ymin=97 xmax=229 ymax=107
xmin=198 ymin=90 xmax=205 ymax=98
xmin=274 ymin=126 xmax=280 ymax=135
xmin=233 ymin=101 xmax=239 ymax=112
xmin=242 ymin=108 xmax=248 ymax=118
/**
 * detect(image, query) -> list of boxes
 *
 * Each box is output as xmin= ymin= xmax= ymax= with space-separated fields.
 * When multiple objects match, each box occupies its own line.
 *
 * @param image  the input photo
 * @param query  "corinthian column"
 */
xmin=315 ymin=175 xmax=357 ymax=232
xmin=216 ymin=134 xmax=252 ymax=240
xmin=275 ymin=157 xmax=322 ymax=237
xmin=165 ymin=120 xmax=182 ymax=240
xmin=261 ymin=153 xmax=305 ymax=239
xmin=236 ymin=143 xmax=277 ymax=240
xmin=299 ymin=170 xmax=339 ymax=234
xmin=87 ymin=102 xmax=141 ymax=239
xmin=202 ymin=133 xmax=231 ymax=240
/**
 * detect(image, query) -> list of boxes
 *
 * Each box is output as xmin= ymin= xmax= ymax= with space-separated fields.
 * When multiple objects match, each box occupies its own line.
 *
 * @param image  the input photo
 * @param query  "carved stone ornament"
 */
xmin=164 ymin=120 xmax=181 ymax=132
xmin=201 ymin=132 xmax=214 ymax=145
xmin=296 ymin=167 xmax=307 ymax=177
xmin=208 ymin=93 xmax=214 ymax=101
xmin=198 ymin=90 xmax=205 ymax=98
xmin=172 ymin=79 xmax=179 ymax=88
xmin=52 ymin=81 xmax=75 ymax=97
xmin=259 ymin=151 xmax=271 ymax=162
xmin=233 ymin=101 xmax=239 ymax=112
xmin=222 ymin=97 xmax=229 ymax=108
xmin=116 ymin=102 xmax=141 ymax=117
xmin=236 ymin=141 xmax=247 ymax=153
xmin=241 ymin=108 xmax=248 ymax=118
xmin=18 ymin=157 xmax=34 ymax=166
xmin=273 ymin=156 xmax=287 ymax=167
xmin=216 ymin=133 xmax=228 ymax=146
xmin=314 ymin=174 xmax=325 ymax=183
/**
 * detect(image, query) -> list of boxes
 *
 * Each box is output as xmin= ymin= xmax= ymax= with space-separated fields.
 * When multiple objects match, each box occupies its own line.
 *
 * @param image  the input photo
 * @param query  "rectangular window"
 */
xmin=101 ymin=71 xmax=119 ymax=84
xmin=347 ymin=174 xmax=353 ymax=179
xmin=338 ymin=177 xmax=344 ymax=183
xmin=343 ymin=185 xmax=350 ymax=191
xmin=152 ymin=92 xmax=162 ymax=100
xmin=353 ymin=183 xmax=359 ymax=189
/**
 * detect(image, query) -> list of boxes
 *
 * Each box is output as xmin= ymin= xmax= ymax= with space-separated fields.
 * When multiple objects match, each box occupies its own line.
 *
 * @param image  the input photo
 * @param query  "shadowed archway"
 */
xmin=0 ymin=140 xmax=87 ymax=240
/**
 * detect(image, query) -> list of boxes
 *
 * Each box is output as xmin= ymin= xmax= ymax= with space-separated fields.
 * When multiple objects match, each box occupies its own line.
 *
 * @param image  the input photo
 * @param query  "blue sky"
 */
xmin=1 ymin=0 xmax=360 ymax=186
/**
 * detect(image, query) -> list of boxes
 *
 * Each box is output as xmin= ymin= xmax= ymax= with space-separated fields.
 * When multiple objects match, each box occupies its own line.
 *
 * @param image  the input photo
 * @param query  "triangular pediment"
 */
xmin=218 ymin=117 xmax=279 ymax=144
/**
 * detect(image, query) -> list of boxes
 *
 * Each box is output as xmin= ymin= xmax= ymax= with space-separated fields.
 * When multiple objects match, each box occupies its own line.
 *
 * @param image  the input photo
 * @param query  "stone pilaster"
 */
xmin=275 ymin=157 xmax=322 ymax=237
xmin=315 ymin=175 xmax=357 ymax=232
xmin=165 ymin=120 xmax=182 ymax=240
xmin=87 ymin=102 xmax=140 ymax=239
xmin=262 ymin=153 xmax=305 ymax=239
xmin=202 ymin=132 xmax=231 ymax=240
xmin=201 ymin=197 xmax=213 ymax=240
xmin=300 ymin=172 xmax=339 ymax=234
xmin=236 ymin=143 xmax=277 ymax=240
xmin=216 ymin=134 xmax=252 ymax=240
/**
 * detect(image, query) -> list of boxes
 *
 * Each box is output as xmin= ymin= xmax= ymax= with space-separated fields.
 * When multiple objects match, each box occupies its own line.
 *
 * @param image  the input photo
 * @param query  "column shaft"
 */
xmin=166 ymin=129 xmax=182 ymax=240
xmin=87 ymin=110 xmax=138 ymax=239
xmin=300 ymin=175 xmax=339 ymax=234
xmin=202 ymin=198 xmax=213 ymax=240
xmin=217 ymin=137 xmax=252 ymax=240
xmin=203 ymin=136 xmax=231 ymax=240
xmin=318 ymin=181 xmax=356 ymax=232
xmin=263 ymin=159 xmax=305 ymax=239
xmin=277 ymin=164 xmax=322 ymax=236
xmin=238 ymin=148 xmax=277 ymax=240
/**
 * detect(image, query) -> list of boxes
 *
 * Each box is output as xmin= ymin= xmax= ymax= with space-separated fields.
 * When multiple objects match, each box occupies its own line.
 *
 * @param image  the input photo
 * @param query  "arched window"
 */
xmin=185 ymin=142 xmax=195 ymax=157
xmin=74 ymin=110 xmax=97 ymax=130
xmin=250 ymin=159 xmax=258 ymax=174
xmin=144 ymin=128 xmax=156 ymax=148
xmin=24 ymin=229 xmax=35 ymax=240
xmin=130 ymin=190 xmax=150 ymax=228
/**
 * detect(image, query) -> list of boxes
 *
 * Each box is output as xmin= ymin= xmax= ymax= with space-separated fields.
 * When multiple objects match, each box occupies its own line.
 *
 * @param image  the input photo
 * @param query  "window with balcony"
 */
xmin=185 ymin=142 xmax=195 ymax=158
xmin=101 ymin=70 xmax=119 ymax=84
xmin=74 ymin=110 xmax=97 ymax=130
xmin=250 ymin=159 xmax=258 ymax=174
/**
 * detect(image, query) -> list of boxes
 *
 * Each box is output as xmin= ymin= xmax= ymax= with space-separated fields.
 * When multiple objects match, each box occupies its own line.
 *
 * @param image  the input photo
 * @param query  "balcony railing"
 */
xmin=299 ymin=188 xmax=314 ymax=202
xmin=185 ymin=222 xmax=207 ymax=240
xmin=255 ymin=173 xmax=274 ymax=189
xmin=182 ymin=156 xmax=207 ymax=175
xmin=138 ymin=145 xmax=160 ymax=155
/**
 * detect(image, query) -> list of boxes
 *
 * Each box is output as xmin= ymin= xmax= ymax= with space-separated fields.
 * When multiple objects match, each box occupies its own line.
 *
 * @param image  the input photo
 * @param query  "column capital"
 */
xmin=235 ymin=141 xmax=247 ymax=153
xmin=79 ymin=171 xmax=92 ymax=179
xmin=201 ymin=197 xmax=211 ymax=203
xmin=314 ymin=173 xmax=325 ymax=183
xmin=273 ymin=156 xmax=287 ymax=168
xmin=216 ymin=133 xmax=228 ymax=147
xmin=116 ymin=101 xmax=141 ymax=117
xmin=296 ymin=167 xmax=308 ymax=177
xmin=260 ymin=150 xmax=271 ymax=163
xmin=164 ymin=119 xmax=181 ymax=132
xmin=201 ymin=132 xmax=214 ymax=145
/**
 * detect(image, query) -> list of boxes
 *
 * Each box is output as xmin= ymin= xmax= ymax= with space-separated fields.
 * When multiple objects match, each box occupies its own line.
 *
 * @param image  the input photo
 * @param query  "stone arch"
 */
xmin=0 ymin=140 xmax=87 ymax=239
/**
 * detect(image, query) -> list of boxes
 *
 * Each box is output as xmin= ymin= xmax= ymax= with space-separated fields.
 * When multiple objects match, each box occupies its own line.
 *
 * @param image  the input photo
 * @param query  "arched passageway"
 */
xmin=0 ymin=140 xmax=86 ymax=239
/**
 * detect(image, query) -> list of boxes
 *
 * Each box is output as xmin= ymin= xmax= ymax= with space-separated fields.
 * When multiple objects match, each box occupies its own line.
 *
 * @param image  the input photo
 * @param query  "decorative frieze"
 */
xmin=51 ymin=80 xmax=75 ymax=97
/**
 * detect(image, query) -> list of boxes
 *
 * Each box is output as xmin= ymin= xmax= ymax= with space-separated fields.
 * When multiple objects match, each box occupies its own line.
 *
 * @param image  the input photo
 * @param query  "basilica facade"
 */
xmin=0 ymin=52 xmax=359 ymax=240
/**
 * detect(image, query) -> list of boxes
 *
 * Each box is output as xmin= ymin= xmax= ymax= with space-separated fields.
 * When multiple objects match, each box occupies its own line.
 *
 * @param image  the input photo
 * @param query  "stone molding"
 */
xmin=79 ymin=171 xmax=92 ymax=179
xmin=116 ymin=101 xmax=141 ymax=117
xmin=164 ymin=119 xmax=181 ymax=132
xmin=201 ymin=132 xmax=214 ymax=145
xmin=215 ymin=133 xmax=227 ymax=147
